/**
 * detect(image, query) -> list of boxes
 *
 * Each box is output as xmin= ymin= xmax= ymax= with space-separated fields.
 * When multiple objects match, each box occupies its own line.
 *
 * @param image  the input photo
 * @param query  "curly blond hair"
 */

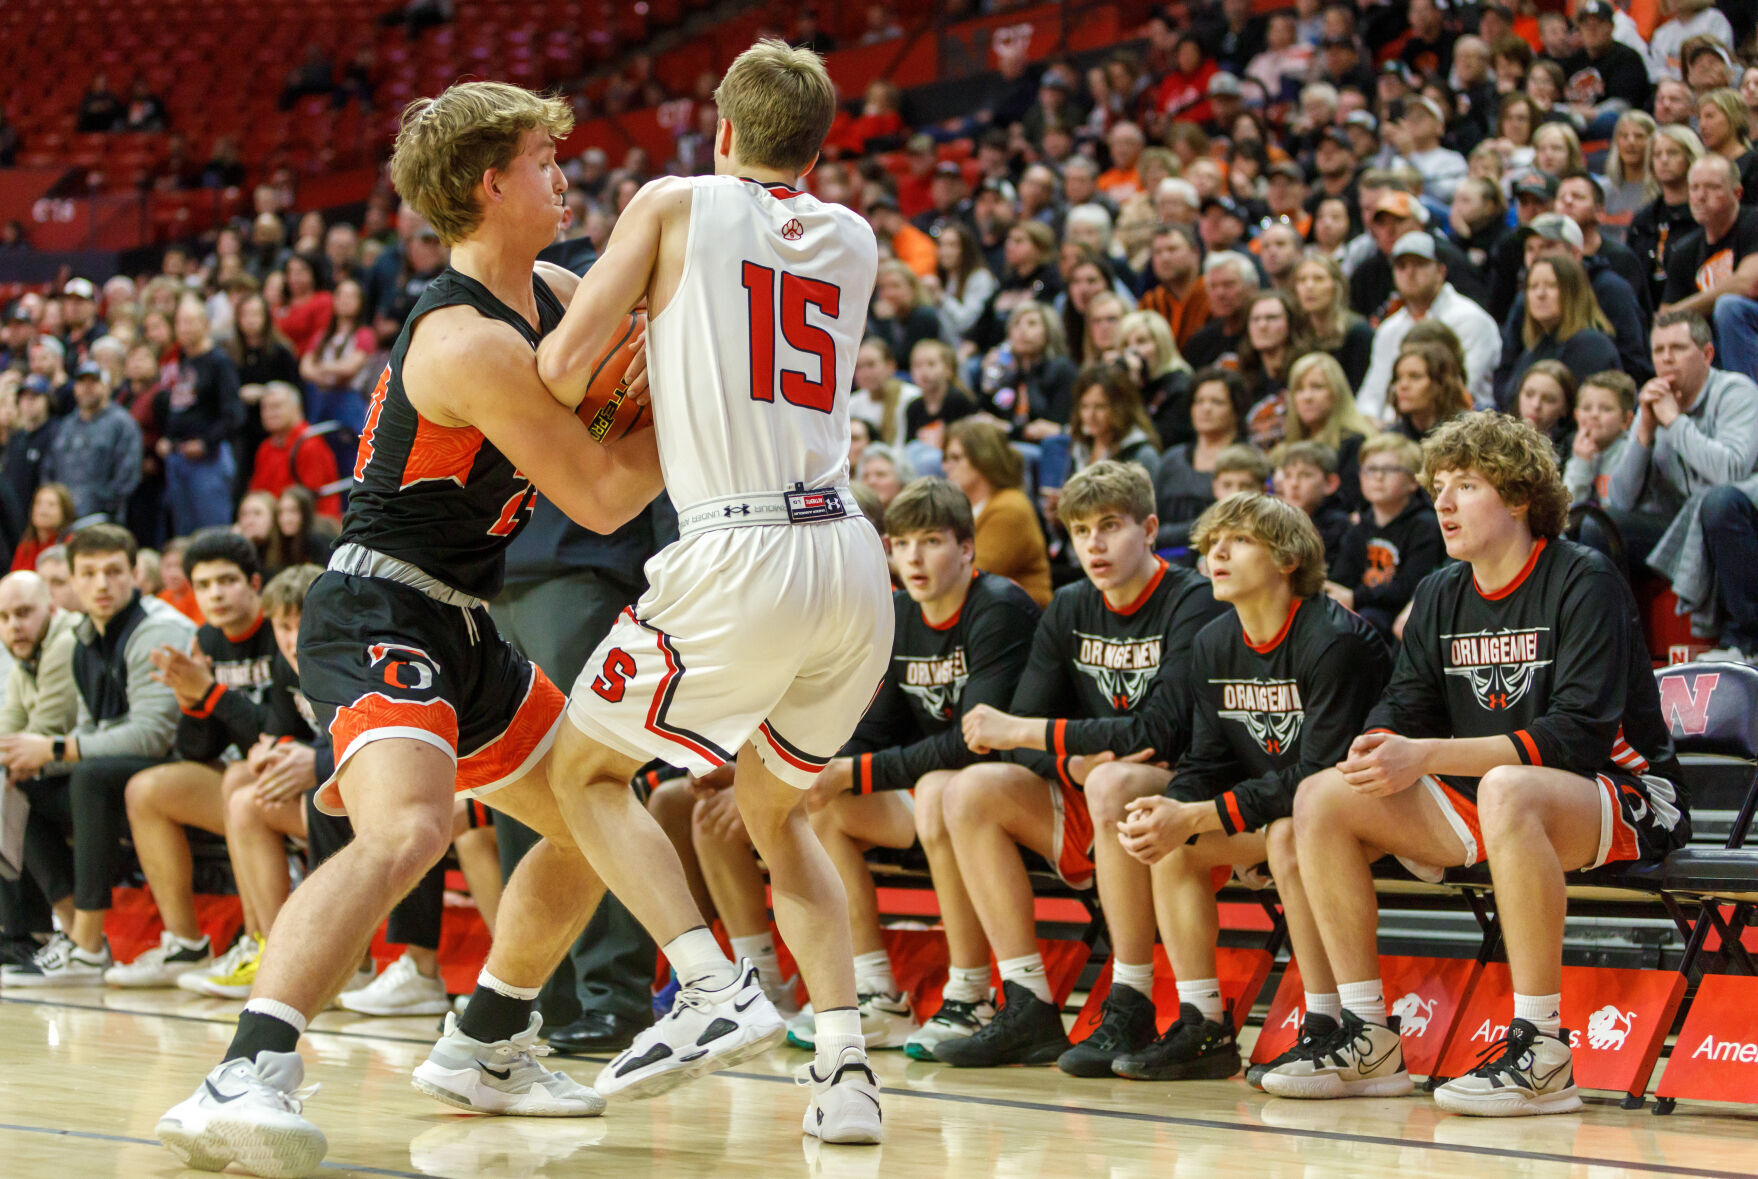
xmin=1420 ymin=412 xmax=1570 ymax=538
xmin=389 ymin=81 xmax=573 ymax=246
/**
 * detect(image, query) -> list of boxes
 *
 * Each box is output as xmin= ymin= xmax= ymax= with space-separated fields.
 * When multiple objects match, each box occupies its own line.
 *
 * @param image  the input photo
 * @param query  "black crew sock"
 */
xmin=224 ymin=1010 xmax=302 ymax=1062
xmin=459 ymin=984 xmax=537 ymax=1044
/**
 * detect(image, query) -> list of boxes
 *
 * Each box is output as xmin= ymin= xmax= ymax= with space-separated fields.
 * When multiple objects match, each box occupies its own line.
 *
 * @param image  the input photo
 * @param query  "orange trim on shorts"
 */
xmin=1598 ymin=774 xmax=1642 ymax=865
xmin=456 ymin=666 xmax=564 ymax=791
xmin=1433 ymin=776 xmax=1486 ymax=865
xmin=1053 ymin=772 xmax=1096 ymax=888
xmin=328 ymin=692 xmax=460 ymax=759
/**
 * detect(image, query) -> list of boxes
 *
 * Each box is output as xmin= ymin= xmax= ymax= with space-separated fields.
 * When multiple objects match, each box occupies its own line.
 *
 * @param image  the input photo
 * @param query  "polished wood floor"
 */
xmin=2 ymin=987 xmax=1754 ymax=1178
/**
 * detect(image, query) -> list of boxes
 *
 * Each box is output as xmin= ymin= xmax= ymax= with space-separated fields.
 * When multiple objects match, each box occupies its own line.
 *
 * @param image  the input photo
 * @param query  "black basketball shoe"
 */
xmin=1246 ymin=1012 xmax=1341 ymax=1090
xmin=1057 ymin=985 xmax=1158 ymax=1077
xmin=1111 ymin=1002 xmax=1241 ymax=1081
xmin=932 ymin=979 xmax=1071 ymax=1067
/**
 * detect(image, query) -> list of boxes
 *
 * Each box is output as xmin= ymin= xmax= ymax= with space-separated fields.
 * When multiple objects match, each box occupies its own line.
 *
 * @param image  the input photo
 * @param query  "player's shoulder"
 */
xmin=1542 ymin=538 xmax=1629 ymax=601
xmin=1190 ymin=609 xmax=1238 ymax=657
xmin=1307 ymin=594 xmax=1391 ymax=660
xmin=194 ymin=622 xmax=229 ymax=655
xmin=967 ymin=571 xmax=1044 ymax=624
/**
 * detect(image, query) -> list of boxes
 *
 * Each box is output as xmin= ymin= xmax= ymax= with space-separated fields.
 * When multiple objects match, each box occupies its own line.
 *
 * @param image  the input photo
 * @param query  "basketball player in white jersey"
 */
xmin=427 ymin=40 xmax=890 ymax=1142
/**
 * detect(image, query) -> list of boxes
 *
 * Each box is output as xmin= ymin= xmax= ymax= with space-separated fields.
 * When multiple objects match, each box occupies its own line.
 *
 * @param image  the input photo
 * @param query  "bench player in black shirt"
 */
xmin=932 ymin=461 xmax=1226 ymax=1068
xmin=106 ymin=530 xmax=278 ymax=989
xmin=158 ymin=81 xmax=675 ymax=1176
xmin=1263 ymin=414 xmax=1690 ymax=1117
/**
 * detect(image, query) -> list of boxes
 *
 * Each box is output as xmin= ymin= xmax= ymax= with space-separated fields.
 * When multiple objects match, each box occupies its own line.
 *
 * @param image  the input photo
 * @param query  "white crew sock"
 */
xmin=1111 ymin=961 xmax=1155 ymax=999
xmin=1513 ymin=992 xmax=1563 ymax=1039
xmin=853 ymin=950 xmax=897 ymax=997
xmin=1175 ymin=977 xmax=1224 ymax=1023
xmin=1304 ymin=991 xmax=1343 ymax=1022
xmin=1338 ymin=979 xmax=1387 ymax=1027
xmin=997 ymin=953 xmax=1053 ymax=1005
xmin=943 ymin=965 xmax=991 ymax=1005
xmin=665 ymin=927 xmax=739 ymax=991
xmin=813 ymin=1005 xmax=866 ymax=1070
xmin=729 ymin=931 xmax=782 ymax=989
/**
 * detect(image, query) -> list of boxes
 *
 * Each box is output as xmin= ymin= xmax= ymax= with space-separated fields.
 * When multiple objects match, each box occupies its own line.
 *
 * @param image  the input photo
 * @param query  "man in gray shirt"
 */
xmin=1606 ymin=309 xmax=1758 ymax=606
xmin=42 ymin=360 xmax=142 ymax=521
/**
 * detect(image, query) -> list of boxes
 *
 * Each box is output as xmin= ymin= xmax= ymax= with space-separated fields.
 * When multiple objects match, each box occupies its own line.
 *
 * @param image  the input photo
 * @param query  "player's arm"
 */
xmin=416 ymin=314 xmax=665 ymax=534
xmin=534 ymin=178 xmax=691 ymax=408
xmin=533 ymin=261 xmax=581 ymax=305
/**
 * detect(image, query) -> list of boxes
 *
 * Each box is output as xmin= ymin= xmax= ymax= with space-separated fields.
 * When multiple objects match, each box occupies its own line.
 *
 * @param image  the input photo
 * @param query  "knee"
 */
xmin=1291 ymin=767 xmax=1349 ymax=831
xmin=941 ymin=767 xmax=1000 ymax=833
xmin=1476 ymin=766 xmax=1539 ymax=842
xmin=1084 ymin=762 xmax=1130 ymax=827
xmin=1700 ymin=484 xmax=1746 ymax=535
xmin=1265 ymin=818 xmax=1299 ymax=880
xmin=224 ymin=782 xmax=257 ymax=829
xmin=364 ymin=817 xmax=453 ymax=885
xmin=914 ymin=785 xmax=951 ymax=847
xmin=123 ymin=768 xmax=163 ymax=821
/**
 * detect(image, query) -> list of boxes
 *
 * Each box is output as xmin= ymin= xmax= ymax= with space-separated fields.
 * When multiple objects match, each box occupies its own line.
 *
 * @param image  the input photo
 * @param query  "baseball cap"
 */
xmin=1521 ymin=211 xmax=1586 ymax=249
xmin=1392 ymin=231 xmax=1437 ymax=260
xmin=74 ymin=360 xmax=103 ymax=380
xmin=932 ymin=161 xmax=963 ymax=179
xmin=1514 ymin=172 xmax=1559 ymax=202
xmin=1201 ymin=194 xmax=1246 ymax=219
xmin=1406 ymin=96 xmax=1445 ymax=123
xmin=1345 ymin=110 xmax=1379 ymax=133
xmin=1267 ymin=160 xmax=1305 ymax=181
xmin=1318 ymin=125 xmax=1353 ymax=150
xmin=63 ymin=277 xmax=95 ymax=301
xmin=1208 ymin=72 xmax=1244 ymax=97
xmin=977 ymin=176 xmax=1012 ymax=198
xmin=20 ymin=375 xmax=50 ymax=396
xmin=6 ymin=304 xmax=32 ymax=324
xmin=1380 ymin=60 xmax=1416 ymax=84
xmin=1040 ymin=73 xmax=1074 ymax=93
xmin=1373 ymin=190 xmax=1430 ymax=224
xmin=1577 ymin=0 xmax=1614 ymax=21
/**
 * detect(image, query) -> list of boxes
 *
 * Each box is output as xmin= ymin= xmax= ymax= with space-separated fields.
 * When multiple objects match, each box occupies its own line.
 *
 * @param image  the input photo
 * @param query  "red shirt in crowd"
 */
xmin=276 ymin=292 xmax=334 ymax=357
xmin=251 ymin=421 xmax=341 ymax=518
xmin=11 ymin=532 xmax=64 ymax=573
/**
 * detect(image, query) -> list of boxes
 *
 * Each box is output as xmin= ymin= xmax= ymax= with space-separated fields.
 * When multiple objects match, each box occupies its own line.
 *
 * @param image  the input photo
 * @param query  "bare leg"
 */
xmin=808 ymin=792 xmax=914 ymax=958
xmin=913 ymin=770 xmax=989 ymax=969
xmin=1264 ymin=818 xmax=1335 ymax=995
xmin=732 ymin=746 xmax=854 ymax=1014
xmin=1086 ymin=762 xmax=1171 ymax=967
xmin=692 ymin=794 xmax=770 ymax=938
xmin=124 ymin=762 xmax=228 ymax=941
xmin=1477 ymin=767 xmax=1602 ymax=996
xmin=224 ymin=782 xmax=304 ymax=937
xmin=1149 ymin=830 xmax=1266 ymax=982
xmin=546 ymin=721 xmax=709 ymax=946
xmin=647 ymin=779 xmax=715 ymax=920
xmin=451 ymin=815 xmax=503 ymax=934
xmin=247 ymin=739 xmax=456 ymax=1017
xmin=942 ymin=763 xmax=1058 ymax=961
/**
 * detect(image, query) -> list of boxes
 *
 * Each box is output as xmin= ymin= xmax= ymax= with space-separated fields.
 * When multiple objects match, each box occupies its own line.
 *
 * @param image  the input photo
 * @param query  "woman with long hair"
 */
xmin=1292 ymin=253 xmax=1372 ymax=387
xmin=1490 ymin=93 xmax=1540 ymax=187
xmin=1513 ymin=358 xmax=1578 ymax=461
xmin=1601 ymin=111 xmax=1657 ymax=242
xmin=849 ymin=336 xmax=919 ymax=446
xmin=1284 ymin=352 xmax=1377 ymax=510
xmin=11 ymin=483 xmax=74 ymax=572
xmin=1389 ymin=340 xmax=1473 ymax=441
xmin=1696 ymin=88 xmax=1758 ymax=202
xmin=1498 ymin=254 xmax=1618 ymax=407
xmin=971 ymin=220 xmax=1063 ymax=352
xmin=1118 ymin=309 xmax=1194 ymax=449
xmin=264 ymin=485 xmax=333 ymax=576
xmin=903 ymin=338 xmax=977 ymax=457
xmin=234 ymin=490 xmax=276 ymax=567
xmin=1068 ymin=363 xmax=1161 ymax=478
xmin=1629 ymin=125 xmax=1704 ymax=307
xmin=942 ymin=418 xmax=1052 ymax=606
xmin=273 ymin=251 xmax=333 ymax=357
xmin=228 ymin=292 xmax=299 ymax=387
xmin=1233 ymin=289 xmax=1314 ymax=448
xmin=867 ymin=260 xmax=944 ymax=365
xmin=976 ymin=300 xmax=1077 ymax=442
xmin=934 ymin=222 xmax=998 ymax=345
xmin=141 ymin=309 xmax=180 ymax=384
xmin=1057 ymin=250 xmax=1128 ymax=366
xmin=299 ymin=277 xmax=377 ymax=432
xmin=1532 ymin=120 xmax=1586 ymax=180
xmin=1308 ymin=196 xmax=1353 ymax=262
xmin=1153 ymin=367 xmax=1247 ymax=542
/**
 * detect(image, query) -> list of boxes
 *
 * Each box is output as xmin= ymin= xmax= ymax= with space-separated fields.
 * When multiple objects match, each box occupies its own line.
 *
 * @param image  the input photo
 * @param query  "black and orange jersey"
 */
xmin=1363 ymin=538 xmax=1686 ymax=803
xmin=338 ymin=268 xmax=564 ymax=599
xmin=176 ymin=614 xmax=282 ymax=761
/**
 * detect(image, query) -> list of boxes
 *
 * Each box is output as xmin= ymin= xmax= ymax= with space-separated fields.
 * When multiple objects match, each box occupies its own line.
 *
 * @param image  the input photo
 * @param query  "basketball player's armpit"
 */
xmin=1516 ymin=574 xmax=1631 ymax=772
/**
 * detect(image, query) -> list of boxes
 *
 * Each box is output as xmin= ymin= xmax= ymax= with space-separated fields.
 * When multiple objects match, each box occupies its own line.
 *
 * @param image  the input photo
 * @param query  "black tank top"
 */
xmin=338 ymin=268 xmax=565 ymax=599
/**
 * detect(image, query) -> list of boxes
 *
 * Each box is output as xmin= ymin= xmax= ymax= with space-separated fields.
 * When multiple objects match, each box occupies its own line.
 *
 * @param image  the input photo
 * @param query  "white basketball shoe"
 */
xmin=798 ymin=1045 xmax=884 ymax=1145
xmin=595 ymin=958 xmax=785 ymax=1099
xmin=413 ymin=1012 xmax=606 ymax=1116
xmin=156 ymin=1051 xmax=326 ymax=1177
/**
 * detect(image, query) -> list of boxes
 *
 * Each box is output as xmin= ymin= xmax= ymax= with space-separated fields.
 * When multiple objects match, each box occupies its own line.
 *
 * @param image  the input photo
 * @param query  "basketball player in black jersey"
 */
xmin=1263 ymin=414 xmax=1690 ymax=1116
xmin=156 ymin=82 xmax=727 ymax=1178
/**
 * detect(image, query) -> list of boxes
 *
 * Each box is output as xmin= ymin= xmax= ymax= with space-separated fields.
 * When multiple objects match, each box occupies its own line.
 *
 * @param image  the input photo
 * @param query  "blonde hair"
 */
xmin=1213 ymin=443 xmax=1273 ymax=483
xmin=1652 ymin=124 xmax=1706 ymax=186
xmin=1057 ymin=459 xmax=1156 ymax=527
xmin=1191 ymin=491 xmax=1328 ymax=597
xmin=876 ymin=259 xmax=932 ymax=310
xmin=1700 ymin=87 xmax=1753 ymax=151
xmin=1522 ymin=254 xmax=1611 ymax=350
xmin=713 ymin=38 xmax=837 ymax=172
xmin=1533 ymin=122 xmax=1586 ymax=174
xmin=1605 ymin=110 xmax=1658 ymax=195
xmin=390 ymin=81 xmax=574 ymax=245
xmin=1117 ymin=309 xmax=1191 ymax=377
xmin=1359 ymin=432 xmax=1422 ymax=474
xmin=261 ymin=564 xmax=324 ymax=616
xmin=1285 ymin=352 xmax=1377 ymax=450
xmin=1421 ymin=413 xmax=1570 ymax=538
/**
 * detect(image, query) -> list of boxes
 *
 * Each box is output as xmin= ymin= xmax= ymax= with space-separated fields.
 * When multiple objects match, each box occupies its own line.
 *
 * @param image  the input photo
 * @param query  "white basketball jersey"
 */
xmin=646 ymin=175 xmax=879 ymax=508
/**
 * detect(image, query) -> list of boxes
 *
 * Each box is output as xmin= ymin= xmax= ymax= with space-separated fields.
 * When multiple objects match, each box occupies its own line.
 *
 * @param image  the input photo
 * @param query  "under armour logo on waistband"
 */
xmin=724 ymin=504 xmax=752 ymax=517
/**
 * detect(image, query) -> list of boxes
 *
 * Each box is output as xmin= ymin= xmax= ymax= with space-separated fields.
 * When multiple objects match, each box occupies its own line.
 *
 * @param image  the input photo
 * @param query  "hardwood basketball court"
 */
xmin=3 ymin=986 xmax=1752 ymax=1178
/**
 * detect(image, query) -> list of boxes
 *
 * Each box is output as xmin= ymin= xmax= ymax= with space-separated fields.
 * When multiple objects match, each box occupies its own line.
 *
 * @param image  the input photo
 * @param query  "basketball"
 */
xmin=575 ymin=310 xmax=651 ymax=444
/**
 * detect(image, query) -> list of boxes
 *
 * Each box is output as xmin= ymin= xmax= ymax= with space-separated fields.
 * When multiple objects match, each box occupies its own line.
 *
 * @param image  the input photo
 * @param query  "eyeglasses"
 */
xmin=1360 ymin=464 xmax=1412 ymax=477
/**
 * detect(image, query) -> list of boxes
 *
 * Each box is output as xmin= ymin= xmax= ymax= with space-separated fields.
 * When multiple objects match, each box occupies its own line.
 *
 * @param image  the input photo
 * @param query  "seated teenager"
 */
xmin=1325 ymin=434 xmax=1444 ymax=639
xmin=964 ymin=494 xmax=1391 ymax=1082
xmin=104 ymin=529 xmax=280 ymax=988
xmin=1270 ymin=441 xmax=1351 ymax=565
xmin=784 ymin=478 xmax=1041 ymax=1057
xmin=1264 ymin=414 xmax=1691 ymax=1116
xmin=931 ymin=461 xmax=1227 ymax=1068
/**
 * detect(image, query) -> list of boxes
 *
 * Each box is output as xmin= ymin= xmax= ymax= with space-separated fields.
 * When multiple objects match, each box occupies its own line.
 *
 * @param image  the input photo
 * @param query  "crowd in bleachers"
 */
xmin=1 ymin=0 xmax=1757 ymax=1107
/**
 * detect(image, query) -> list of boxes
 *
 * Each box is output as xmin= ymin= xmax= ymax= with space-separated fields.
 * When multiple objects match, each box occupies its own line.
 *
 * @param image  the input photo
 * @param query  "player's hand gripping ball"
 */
xmin=576 ymin=310 xmax=652 ymax=443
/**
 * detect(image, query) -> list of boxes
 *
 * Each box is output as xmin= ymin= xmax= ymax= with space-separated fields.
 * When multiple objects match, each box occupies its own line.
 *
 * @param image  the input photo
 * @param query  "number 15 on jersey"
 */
xmin=741 ymin=261 xmax=842 ymax=414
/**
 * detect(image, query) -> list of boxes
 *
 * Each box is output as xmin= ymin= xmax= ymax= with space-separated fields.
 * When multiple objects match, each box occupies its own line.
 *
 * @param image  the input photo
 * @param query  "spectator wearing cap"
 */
xmin=1695 ymin=88 xmax=1758 ymax=206
xmin=1024 ymin=71 xmax=1086 ymax=148
xmin=1350 ymin=189 xmax=1489 ymax=321
xmin=1681 ymin=34 xmax=1736 ymax=96
xmin=1495 ymin=252 xmax=1621 ymax=408
xmin=1201 ymin=73 xmax=1247 ymax=139
xmin=41 ymin=362 xmax=141 ymax=523
xmin=1509 ymin=213 xmax=1652 ymax=384
xmin=1562 ymin=2 xmax=1653 ymax=121
xmin=3 ymin=380 xmax=60 ymax=529
xmin=1392 ymin=96 xmax=1469 ymax=204
xmin=58 ymin=281 xmax=105 ymax=370
xmin=1 ymin=304 xmax=35 ymax=371
xmin=1358 ymin=231 xmax=1502 ymax=419
xmin=1305 ymin=126 xmax=1362 ymax=219
xmin=1343 ymin=110 xmax=1385 ymax=169
xmin=1138 ymin=224 xmax=1211 ymax=350
xmin=1448 ymin=176 xmax=1511 ymax=277
xmin=913 ymin=161 xmax=976 ymax=241
xmin=1650 ymin=0 xmax=1734 ymax=83
xmin=969 ymin=177 xmax=1017 ymax=279
xmin=866 ymin=195 xmax=938 ymax=280
xmin=1661 ymin=155 xmax=1758 ymax=375
xmin=1198 ymin=193 xmax=1251 ymax=257
xmin=1262 ymin=161 xmax=1312 ymax=235
xmin=1602 ymin=310 xmax=1758 ymax=608
xmin=1487 ymin=171 xmax=1559 ymax=322
xmin=1184 ymin=251 xmax=1261 ymax=368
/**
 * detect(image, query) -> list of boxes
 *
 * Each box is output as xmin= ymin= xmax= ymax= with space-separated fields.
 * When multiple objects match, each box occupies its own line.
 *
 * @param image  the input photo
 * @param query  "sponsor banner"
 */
xmin=1250 ymin=955 xmax=1481 ymax=1077
xmin=1435 ymin=964 xmax=1683 ymax=1093
xmin=1071 ymin=945 xmax=1273 ymax=1040
xmin=1657 ymin=974 xmax=1758 ymax=1105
